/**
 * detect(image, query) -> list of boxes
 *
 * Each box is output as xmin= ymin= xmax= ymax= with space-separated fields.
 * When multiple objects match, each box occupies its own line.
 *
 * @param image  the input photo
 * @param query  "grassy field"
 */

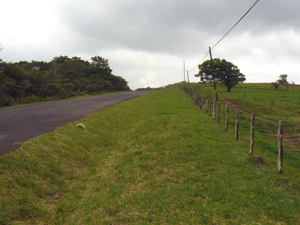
xmin=190 ymin=82 xmax=300 ymax=139
xmin=189 ymin=82 xmax=300 ymax=176
xmin=1 ymin=86 xmax=300 ymax=224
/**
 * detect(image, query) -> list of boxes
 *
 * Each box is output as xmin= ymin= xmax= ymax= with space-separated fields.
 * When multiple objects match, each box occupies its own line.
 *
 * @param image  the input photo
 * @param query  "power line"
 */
xmin=189 ymin=51 xmax=209 ymax=72
xmin=190 ymin=0 xmax=260 ymax=72
xmin=185 ymin=0 xmax=221 ymax=60
xmin=131 ymin=68 xmax=183 ymax=89
xmin=135 ymin=0 xmax=260 ymax=89
xmin=206 ymin=0 xmax=234 ymax=43
xmin=187 ymin=0 xmax=233 ymax=70
xmin=212 ymin=0 xmax=260 ymax=50
xmin=150 ymin=69 xmax=183 ymax=84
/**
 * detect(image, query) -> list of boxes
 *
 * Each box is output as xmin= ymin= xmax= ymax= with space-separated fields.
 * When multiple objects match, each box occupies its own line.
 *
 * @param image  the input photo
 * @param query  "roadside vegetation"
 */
xmin=0 ymin=55 xmax=130 ymax=108
xmin=1 ymin=86 xmax=300 ymax=224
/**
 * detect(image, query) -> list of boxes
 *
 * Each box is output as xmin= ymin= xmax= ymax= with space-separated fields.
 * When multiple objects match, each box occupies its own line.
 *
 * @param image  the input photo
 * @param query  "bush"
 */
xmin=0 ymin=95 xmax=15 ymax=107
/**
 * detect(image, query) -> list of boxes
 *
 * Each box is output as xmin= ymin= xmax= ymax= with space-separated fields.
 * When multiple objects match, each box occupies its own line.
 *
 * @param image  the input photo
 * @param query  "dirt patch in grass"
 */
xmin=253 ymin=156 xmax=264 ymax=165
xmin=221 ymin=98 xmax=300 ymax=148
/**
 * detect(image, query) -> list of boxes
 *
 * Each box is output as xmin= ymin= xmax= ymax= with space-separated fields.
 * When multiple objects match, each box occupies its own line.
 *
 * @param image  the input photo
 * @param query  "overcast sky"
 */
xmin=1 ymin=0 xmax=300 ymax=89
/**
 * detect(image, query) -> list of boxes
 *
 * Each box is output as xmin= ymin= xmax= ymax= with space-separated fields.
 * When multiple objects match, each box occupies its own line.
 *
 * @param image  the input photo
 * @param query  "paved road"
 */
xmin=0 ymin=91 xmax=154 ymax=155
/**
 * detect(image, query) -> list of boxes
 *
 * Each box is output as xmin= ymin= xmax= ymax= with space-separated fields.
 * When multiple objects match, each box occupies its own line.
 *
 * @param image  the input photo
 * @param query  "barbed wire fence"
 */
xmin=179 ymin=84 xmax=284 ymax=174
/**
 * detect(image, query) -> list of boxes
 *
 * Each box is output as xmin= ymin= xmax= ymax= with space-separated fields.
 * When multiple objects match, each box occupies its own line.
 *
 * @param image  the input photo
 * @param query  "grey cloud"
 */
xmin=55 ymin=0 xmax=300 ymax=58
xmin=2 ymin=0 xmax=300 ymax=88
xmin=224 ymin=1 xmax=300 ymax=34
xmin=55 ymin=0 xmax=232 ymax=55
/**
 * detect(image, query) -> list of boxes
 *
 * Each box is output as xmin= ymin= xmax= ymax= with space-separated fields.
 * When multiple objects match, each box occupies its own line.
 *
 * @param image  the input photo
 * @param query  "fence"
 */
xmin=179 ymin=85 xmax=284 ymax=174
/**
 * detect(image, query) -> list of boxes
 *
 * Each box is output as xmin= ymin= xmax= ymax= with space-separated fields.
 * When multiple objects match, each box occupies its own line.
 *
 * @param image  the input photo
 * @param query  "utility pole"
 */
xmin=187 ymin=70 xmax=190 ymax=84
xmin=209 ymin=47 xmax=218 ymax=101
xmin=183 ymin=61 xmax=186 ymax=82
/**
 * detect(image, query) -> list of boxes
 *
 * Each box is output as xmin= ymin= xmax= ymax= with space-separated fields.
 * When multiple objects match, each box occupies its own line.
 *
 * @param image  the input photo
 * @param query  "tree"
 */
xmin=277 ymin=74 xmax=288 ymax=85
xmin=195 ymin=58 xmax=245 ymax=92
xmin=91 ymin=56 xmax=112 ymax=75
xmin=272 ymin=74 xmax=289 ymax=91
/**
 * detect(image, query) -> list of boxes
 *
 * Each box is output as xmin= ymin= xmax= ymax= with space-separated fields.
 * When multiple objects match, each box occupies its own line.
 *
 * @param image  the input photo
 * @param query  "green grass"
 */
xmin=188 ymin=82 xmax=300 ymax=172
xmin=1 ymin=86 xmax=300 ymax=224
xmin=190 ymin=82 xmax=300 ymax=137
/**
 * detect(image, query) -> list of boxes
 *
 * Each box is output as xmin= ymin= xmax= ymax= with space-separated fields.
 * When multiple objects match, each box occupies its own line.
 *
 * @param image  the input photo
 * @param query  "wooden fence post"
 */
xmin=235 ymin=109 xmax=239 ymax=140
xmin=225 ymin=104 xmax=229 ymax=131
xmin=213 ymin=99 xmax=216 ymax=120
xmin=206 ymin=100 xmax=209 ymax=114
xmin=278 ymin=121 xmax=283 ymax=174
xmin=209 ymin=99 xmax=212 ymax=116
xmin=217 ymin=104 xmax=220 ymax=123
xmin=199 ymin=97 xmax=202 ymax=109
xmin=249 ymin=113 xmax=255 ymax=154
xmin=194 ymin=91 xmax=199 ymax=105
xmin=271 ymin=99 xmax=273 ymax=108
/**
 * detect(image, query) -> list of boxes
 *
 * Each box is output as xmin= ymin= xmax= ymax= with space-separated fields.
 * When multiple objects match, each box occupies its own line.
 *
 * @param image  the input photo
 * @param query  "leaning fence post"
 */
xmin=278 ymin=121 xmax=283 ymax=174
xmin=194 ymin=91 xmax=199 ymax=105
xmin=199 ymin=97 xmax=202 ymax=109
xmin=213 ymin=99 xmax=216 ymax=120
xmin=271 ymin=99 xmax=274 ymax=108
xmin=217 ymin=104 xmax=220 ymax=123
xmin=208 ymin=99 xmax=212 ymax=116
xmin=206 ymin=100 xmax=209 ymax=114
xmin=225 ymin=104 xmax=229 ymax=131
xmin=249 ymin=113 xmax=255 ymax=154
xmin=235 ymin=109 xmax=239 ymax=140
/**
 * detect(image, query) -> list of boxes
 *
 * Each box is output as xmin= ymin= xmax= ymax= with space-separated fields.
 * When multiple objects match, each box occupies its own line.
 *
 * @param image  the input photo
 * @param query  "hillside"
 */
xmin=189 ymin=82 xmax=300 ymax=143
xmin=0 ymin=86 xmax=300 ymax=224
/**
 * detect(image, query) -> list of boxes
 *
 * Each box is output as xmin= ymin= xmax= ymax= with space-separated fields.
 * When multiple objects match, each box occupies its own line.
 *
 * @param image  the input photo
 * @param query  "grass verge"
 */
xmin=0 ymin=87 xmax=299 ymax=224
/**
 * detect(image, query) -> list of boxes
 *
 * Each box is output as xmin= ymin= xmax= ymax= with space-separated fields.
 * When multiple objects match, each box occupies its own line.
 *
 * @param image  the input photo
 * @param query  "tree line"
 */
xmin=0 ymin=55 xmax=130 ymax=107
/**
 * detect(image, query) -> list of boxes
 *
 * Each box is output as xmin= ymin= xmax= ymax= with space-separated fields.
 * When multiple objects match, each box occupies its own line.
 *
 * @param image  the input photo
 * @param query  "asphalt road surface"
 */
xmin=0 ymin=91 xmax=154 ymax=155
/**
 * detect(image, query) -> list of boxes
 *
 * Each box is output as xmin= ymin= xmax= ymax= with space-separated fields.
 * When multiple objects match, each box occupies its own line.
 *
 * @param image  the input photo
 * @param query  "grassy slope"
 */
xmin=190 ymin=83 xmax=300 ymax=134
xmin=1 ymin=87 xmax=300 ymax=224
xmin=190 ymin=82 xmax=300 ymax=169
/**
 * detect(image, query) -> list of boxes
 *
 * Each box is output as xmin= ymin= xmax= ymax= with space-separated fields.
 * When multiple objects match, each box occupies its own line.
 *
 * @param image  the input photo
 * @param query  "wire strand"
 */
xmin=190 ymin=0 xmax=260 ymax=73
xmin=212 ymin=0 xmax=260 ymax=50
xmin=151 ymin=69 xmax=183 ymax=84
xmin=185 ymin=0 xmax=221 ymax=60
xmin=131 ymin=69 xmax=183 ymax=89
xmin=207 ymin=0 xmax=234 ymax=42
xmin=189 ymin=51 xmax=209 ymax=72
